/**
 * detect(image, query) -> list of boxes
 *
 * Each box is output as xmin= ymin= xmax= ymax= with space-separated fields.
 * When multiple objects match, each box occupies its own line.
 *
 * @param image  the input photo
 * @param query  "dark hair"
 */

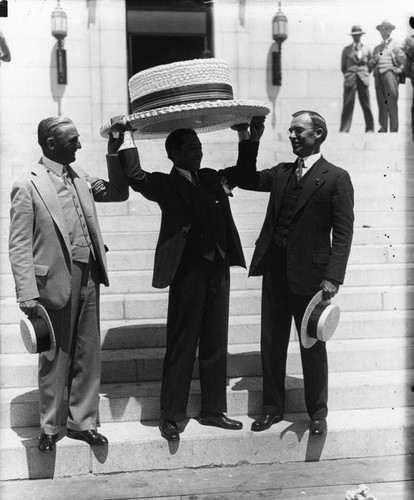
xmin=37 ymin=116 xmax=73 ymax=150
xmin=165 ymin=128 xmax=197 ymax=160
xmin=292 ymin=110 xmax=328 ymax=143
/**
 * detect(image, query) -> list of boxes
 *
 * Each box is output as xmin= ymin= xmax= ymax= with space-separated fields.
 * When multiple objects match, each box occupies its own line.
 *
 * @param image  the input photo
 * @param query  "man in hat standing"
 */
xmin=404 ymin=16 xmax=414 ymax=140
xmin=237 ymin=111 xmax=354 ymax=436
xmin=114 ymin=119 xmax=264 ymax=441
xmin=9 ymin=117 xmax=129 ymax=451
xmin=369 ymin=20 xmax=406 ymax=132
xmin=339 ymin=25 xmax=374 ymax=133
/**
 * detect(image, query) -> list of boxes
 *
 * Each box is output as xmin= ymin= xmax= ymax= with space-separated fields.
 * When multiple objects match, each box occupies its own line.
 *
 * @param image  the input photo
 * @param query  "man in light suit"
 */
xmin=115 ymin=120 xmax=261 ymax=441
xmin=237 ymin=111 xmax=354 ymax=436
xmin=9 ymin=117 xmax=129 ymax=451
xmin=339 ymin=25 xmax=374 ymax=132
xmin=369 ymin=20 xmax=406 ymax=132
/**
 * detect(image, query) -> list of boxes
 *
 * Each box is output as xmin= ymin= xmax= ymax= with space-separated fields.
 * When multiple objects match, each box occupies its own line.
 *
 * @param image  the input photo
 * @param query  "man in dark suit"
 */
xmin=116 ymin=122 xmax=260 ymax=441
xmin=238 ymin=110 xmax=354 ymax=436
xmin=339 ymin=25 xmax=374 ymax=132
xmin=9 ymin=117 xmax=129 ymax=451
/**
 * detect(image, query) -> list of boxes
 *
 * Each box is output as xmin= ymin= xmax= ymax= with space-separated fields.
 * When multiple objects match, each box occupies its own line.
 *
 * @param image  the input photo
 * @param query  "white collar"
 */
xmin=175 ymin=166 xmax=194 ymax=183
xmin=42 ymin=156 xmax=66 ymax=176
xmin=299 ymin=152 xmax=321 ymax=170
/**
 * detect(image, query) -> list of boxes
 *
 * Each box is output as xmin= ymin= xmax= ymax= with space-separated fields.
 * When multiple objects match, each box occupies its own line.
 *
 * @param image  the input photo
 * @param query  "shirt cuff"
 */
xmin=238 ymin=130 xmax=250 ymax=142
xmin=118 ymin=131 xmax=136 ymax=151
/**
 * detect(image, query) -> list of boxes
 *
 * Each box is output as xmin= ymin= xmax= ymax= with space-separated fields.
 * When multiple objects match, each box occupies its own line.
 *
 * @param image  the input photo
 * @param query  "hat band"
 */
xmin=131 ymin=83 xmax=234 ymax=113
xmin=31 ymin=316 xmax=51 ymax=353
xmin=307 ymin=302 xmax=326 ymax=340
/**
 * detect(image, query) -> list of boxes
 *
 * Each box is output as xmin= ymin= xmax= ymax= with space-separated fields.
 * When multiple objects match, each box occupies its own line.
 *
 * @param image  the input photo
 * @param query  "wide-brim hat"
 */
xmin=300 ymin=291 xmax=341 ymax=349
xmin=348 ymin=25 xmax=366 ymax=36
xmin=376 ymin=20 xmax=396 ymax=31
xmin=20 ymin=304 xmax=56 ymax=361
xmin=100 ymin=58 xmax=270 ymax=140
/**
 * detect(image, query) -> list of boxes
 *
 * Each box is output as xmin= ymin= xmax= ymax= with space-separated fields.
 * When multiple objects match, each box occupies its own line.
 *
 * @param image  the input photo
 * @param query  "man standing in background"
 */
xmin=339 ymin=25 xmax=374 ymax=133
xmin=404 ymin=15 xmax=414 ymax=140
xmin=369 ymin=20 xmax=406 ymax=132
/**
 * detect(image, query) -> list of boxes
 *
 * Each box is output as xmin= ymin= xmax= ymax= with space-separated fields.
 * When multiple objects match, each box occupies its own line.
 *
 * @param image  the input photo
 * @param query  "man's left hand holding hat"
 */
xmin=20 ymin=298 xmax=40 ymax=318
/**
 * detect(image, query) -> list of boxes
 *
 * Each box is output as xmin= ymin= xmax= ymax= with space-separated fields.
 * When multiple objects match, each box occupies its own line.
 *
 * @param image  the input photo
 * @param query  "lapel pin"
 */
xmin=315 ymin=178 xmax=320 ymax=186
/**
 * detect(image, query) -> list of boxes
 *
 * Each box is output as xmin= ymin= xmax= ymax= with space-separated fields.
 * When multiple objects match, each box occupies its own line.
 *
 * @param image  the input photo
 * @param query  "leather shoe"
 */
xmin=251 ymin=413 xmax=284 ymax=432
xmin=309 ymin=419 xmax=327 ymax=436
xmin=66 ymin=428 xmax=108 ymax=446
xmin=38 ymin=432 xmax=58 ymax=452
xmin=159 ymin=418 xmax=180 ymax=441
xmin=198 ymin=412 xmax=243 ymax=430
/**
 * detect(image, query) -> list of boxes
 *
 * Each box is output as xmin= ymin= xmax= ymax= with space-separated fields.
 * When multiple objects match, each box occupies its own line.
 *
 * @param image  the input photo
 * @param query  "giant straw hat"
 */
xmin=20 ymin=304 xmax=56 ymax=361
xmin=100 ymin=58 xmax=270 ymax=140
xmin=300 ymin=291 xmax=340 ymax=349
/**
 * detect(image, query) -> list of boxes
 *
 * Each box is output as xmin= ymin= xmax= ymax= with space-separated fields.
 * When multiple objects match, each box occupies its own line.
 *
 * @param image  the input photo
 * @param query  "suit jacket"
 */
xmin=9 ymin=155 xmax=129 ymax=309
xmin=369 ymin=38 xmax=406 ymax=77
xmin=118 ymin=144 xmax=247 ymax=289
xmin=238 ymin=142 xmax=354 ymax=295
xmin=341 ymin=43 xmax=372 ymax=87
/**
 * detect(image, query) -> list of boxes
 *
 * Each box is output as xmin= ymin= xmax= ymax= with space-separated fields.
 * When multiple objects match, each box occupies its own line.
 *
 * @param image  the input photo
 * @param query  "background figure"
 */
xmin=8 ymin=117 xmax=128 ymax=452
xmin=339 ymin=25 xmax=374 ymax=132
xmin=116 ymin=122 xmax=261 ymax=442
xmin=238 ymin=111 xmax=354 ymax=436
xmin=369 ymin=20 xmax=406 ymax=132
xmin=404 ymin=16 xmax=414 ymax=140
xmin=0 ymin=31 xmax=11 ymax=62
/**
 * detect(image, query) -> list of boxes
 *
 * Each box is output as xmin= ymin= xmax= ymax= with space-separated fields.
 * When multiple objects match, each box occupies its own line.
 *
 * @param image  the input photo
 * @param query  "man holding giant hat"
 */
xmin=339 ymin=25 xmax=374 ymax=133
xmin=369 ymin=20 xmax=406 ymax=132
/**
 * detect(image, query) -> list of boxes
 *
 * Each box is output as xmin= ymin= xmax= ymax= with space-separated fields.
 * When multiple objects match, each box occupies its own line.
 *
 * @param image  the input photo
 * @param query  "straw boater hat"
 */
xmin=20 ymin=304 xmax=56 ymax=361
xmin=348 ymin=25 xmax=366 ymax=36
xmin=300 ymin=291 xmax=341 ymax=349
xmin=376 ymin=20 xmax=396 ymax=31
xmin=100 ymin=58 xmax=270 ymax=140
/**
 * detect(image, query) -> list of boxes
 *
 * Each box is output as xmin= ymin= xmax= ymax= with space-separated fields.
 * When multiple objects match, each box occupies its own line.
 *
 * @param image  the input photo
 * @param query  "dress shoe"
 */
xmin=159 ymin=418 xmax=180 ymax=441
xmin=66 ymin=428 xmax=108 ymax=446
xmin=251 ymin=413 xmax=284 ymax=432
xmin=309 ymin=419 xmax=327 ymax=436
xmin=38 ymin=432 xmax=58 ymax=452
xmin=198 ymin=412 xmax=243 ymax=430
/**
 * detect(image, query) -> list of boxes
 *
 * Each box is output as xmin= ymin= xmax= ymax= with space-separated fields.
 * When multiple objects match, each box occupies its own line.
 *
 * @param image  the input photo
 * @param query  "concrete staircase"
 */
xmin=0 ymin=132 xmax=413 ymax=480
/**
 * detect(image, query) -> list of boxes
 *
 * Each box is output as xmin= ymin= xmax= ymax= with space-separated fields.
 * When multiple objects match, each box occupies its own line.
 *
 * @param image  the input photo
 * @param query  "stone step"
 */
xmin=1 ymin=263 xmax=414 ymax=300
xmin=1 ymin=285 xmax=413 ymax=325
xmin=1 ymin=226 xmax=413 ymax=256
xmin=0 ymin=337 xmax=412 ymax=389
xmin=1 ymin=369 xmax=412 ymax=429
xmin=1 ymin=309 xmax=412 ymax=355
xmin=0 ymin=406 xmax=412 ymax=480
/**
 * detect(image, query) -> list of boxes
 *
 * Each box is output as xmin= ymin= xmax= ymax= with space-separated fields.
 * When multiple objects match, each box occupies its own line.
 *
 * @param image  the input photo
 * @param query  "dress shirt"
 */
xmin=298 ymin=152 xmax=321 ymax=178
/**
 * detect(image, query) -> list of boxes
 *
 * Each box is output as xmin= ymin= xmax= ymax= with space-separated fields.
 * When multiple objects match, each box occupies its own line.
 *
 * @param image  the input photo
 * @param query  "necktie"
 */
xmin=296 ymin=158 xmax=304 ymax=180
xmin=191 ymin=171 xmax=200 ymax=187
xmin=62 ymin=165 xmax=71 ymax=185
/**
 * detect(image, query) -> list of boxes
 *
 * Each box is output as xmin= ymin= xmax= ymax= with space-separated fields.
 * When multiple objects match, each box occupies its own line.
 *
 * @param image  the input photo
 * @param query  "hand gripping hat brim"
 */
xmin=100 ymin=58 xmax=270 ymax=140
xmin=20 ymin=304 xmax=56 ymax=361
xmin=300 ymin=291 xmax=341 ymax=349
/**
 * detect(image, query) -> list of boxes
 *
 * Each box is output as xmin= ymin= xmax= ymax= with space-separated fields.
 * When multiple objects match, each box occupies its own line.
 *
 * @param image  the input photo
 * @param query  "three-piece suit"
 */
xmin=340 ymin=43 xmax=374 ymax=132
xmin=119 ymin=143 xmax=249 ymax=421
xmin=238 ymin=142 xmax=354 ymax=420
xmin=9 ymin=156 xmax=128 ymax=434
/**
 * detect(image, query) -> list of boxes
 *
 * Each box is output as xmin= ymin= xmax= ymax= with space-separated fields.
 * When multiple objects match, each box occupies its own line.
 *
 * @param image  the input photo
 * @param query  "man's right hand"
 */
xmin=249 ymin=116 xmax=266 ymax=142
xmin=19 ymin=299 xmax=39 ymax=318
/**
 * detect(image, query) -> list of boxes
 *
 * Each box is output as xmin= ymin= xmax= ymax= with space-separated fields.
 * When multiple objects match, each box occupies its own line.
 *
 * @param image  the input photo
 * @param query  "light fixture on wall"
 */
xmin=51 ymin=0 xmax=68 ymax=84
xmin=272 ymin=1 xmax=288 ymax=86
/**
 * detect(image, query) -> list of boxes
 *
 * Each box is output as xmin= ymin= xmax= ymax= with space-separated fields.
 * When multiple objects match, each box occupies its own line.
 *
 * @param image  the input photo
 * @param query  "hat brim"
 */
xmin=348 ymin=31 xmax=366 ymax=35
xmin=20 ymin=304 xmax=56 ymax=361
xmin=100 ymin=100 xmax=271 ymax=140
xmin=300 ymin=291 xmax=340 ymax=349
xmin=376 ymin=23 xmax=396 ymax=31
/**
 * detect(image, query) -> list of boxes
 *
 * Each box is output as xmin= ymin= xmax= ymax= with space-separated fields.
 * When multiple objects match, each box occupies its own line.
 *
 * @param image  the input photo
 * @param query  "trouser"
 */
xmin=340 ymin=77 xmax=374 ymax=132
xmin=375 ymin=71 xmax=399 ymax=132
xmin=260 ymin=245 xmax=328 ymax=420
xmin=160 ymin=254 xmax=230 ymax=421
xmin=38 ymin=258 xmax=101 ymax=434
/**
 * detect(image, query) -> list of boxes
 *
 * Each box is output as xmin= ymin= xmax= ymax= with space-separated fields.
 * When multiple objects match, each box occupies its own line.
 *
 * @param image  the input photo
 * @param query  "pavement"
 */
xmin=0 ymin=455 xmax=413 ymax=499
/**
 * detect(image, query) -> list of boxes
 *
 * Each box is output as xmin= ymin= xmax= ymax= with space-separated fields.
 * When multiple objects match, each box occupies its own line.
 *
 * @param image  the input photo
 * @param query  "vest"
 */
xmin=273 ymin=168 xmax=310 ymax=248
xmin=184 ymin=177 xmax=228 ymax=261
